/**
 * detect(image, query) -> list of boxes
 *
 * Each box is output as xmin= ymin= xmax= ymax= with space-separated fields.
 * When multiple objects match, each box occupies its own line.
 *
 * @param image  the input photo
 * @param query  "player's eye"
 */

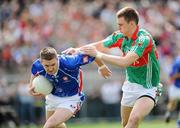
xmin=44 ymin=65 xmax=50 ymax=68
xmin=51 ymin=63 xmax=55 ymax=66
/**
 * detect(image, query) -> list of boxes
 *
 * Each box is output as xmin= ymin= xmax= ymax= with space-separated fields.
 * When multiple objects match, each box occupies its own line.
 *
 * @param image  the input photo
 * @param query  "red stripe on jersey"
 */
xmin=130 ymin=38 xmax=153 ymax=67
xmin=108 ymin=38 xmax=123 ymax=48
xmin=154 ymin=47 xmax=159 ymax=59
xmin=78 ymin=69 xmax=83 ymax=92
xmin=131 ymin=26 xmax=139 ymax=41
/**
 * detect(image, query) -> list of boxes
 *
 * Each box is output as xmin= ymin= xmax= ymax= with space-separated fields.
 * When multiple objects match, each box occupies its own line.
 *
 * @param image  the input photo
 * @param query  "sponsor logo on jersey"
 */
xmin=63 ymin=76 xmax=68 ymax=81
xmin=83 ymin=56 xmax=88 ymax=63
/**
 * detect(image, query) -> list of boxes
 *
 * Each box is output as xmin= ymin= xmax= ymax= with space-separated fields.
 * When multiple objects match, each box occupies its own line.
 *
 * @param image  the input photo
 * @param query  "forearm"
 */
xmin=96 ymin=51 xmax=139 ymax=68
xmin=82 ymin=41 xmax=109 ymax=52
xmin=98 ymin=53 xmax=128 ymax=67
xmin=94 ymin=58 xmax=105 ymax=67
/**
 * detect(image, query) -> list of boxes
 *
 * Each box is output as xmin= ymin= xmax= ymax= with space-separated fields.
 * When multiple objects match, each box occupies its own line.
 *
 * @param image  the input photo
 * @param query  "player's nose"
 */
xmin=48 ymin=67 xmax=53 ymax=72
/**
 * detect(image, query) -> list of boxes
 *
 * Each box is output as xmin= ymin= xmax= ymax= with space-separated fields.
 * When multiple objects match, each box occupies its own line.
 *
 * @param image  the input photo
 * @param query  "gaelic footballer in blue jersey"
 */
xmin=165 ymin=55 xmax=180 ymax=124
xmin=28 ymin=47 xmax=95 ymax=128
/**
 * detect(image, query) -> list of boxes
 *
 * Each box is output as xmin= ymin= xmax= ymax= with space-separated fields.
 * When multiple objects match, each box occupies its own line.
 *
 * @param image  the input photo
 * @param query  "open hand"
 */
xmin=98 ymin=65 xmax=112 ymax=79
xmin=62 ymin=47 xmax=79 ymax=55
xmin=28 ymin=86 xmax=44 ymax=97
xmin=80 ymin=46 xmax=97 ymax=57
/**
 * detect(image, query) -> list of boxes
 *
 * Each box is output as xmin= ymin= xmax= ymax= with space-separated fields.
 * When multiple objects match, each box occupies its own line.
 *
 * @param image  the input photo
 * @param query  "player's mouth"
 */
xmin=47 ymin=70 xmax=55 ymax=75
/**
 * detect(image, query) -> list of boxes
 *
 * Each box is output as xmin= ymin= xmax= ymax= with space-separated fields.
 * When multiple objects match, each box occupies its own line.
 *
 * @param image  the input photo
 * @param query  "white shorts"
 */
xmin=168 ymin=85 xmax=180 ymax=100
xmin=121 ymin=81 xmax=158 ymax=107
xmin=45 ymin=93 xmax=84 ymax=114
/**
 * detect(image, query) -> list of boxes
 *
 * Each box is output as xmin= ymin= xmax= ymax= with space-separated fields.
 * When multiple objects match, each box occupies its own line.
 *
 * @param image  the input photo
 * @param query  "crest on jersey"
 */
xmin=138 ymin=42 xmax=143 ymax=47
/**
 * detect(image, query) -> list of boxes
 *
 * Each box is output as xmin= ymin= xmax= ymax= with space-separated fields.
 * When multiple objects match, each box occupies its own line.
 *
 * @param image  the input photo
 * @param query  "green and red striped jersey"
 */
xmin=103 ymin=26 xmax=160 ymax=88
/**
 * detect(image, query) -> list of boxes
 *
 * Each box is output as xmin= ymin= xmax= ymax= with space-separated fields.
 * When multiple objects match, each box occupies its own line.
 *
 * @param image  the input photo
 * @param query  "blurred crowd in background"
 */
xmin=0 ymin=0 xmax=180 ymax=127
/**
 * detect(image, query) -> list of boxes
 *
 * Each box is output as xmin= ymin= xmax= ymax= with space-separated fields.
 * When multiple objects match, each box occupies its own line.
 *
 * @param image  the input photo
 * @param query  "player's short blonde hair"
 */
xmin=40 ymin=47 xmax=57 ymax=60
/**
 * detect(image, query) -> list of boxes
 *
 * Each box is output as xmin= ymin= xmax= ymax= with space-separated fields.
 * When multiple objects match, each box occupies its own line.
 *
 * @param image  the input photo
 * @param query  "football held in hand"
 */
xmin=33 ymin=75 xmax=53 ymax=95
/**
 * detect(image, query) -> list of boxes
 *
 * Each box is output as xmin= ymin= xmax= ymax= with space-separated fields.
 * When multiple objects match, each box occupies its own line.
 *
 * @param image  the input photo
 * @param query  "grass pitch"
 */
xmin=23 ymin=120 xmax=176 ymax=128
xmin=67 ymin=120 xmax=176 ymax=128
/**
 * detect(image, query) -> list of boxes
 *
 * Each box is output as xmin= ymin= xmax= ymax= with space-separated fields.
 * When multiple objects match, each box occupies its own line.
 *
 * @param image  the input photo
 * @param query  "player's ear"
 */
xmin=129 ymin=20 xmax=136 ymax=26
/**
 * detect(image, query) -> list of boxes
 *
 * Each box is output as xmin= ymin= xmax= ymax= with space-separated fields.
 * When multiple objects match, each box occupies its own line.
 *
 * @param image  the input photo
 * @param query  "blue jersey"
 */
xmin=170 ymin=56 xmax=180 ymax=88
xmin=31 ymin=53 xmax=95 ymax=97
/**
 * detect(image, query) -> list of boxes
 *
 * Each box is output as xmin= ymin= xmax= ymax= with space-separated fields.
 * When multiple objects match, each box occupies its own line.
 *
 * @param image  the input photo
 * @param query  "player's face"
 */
xmin=41 ymin=58 xmax=58 ymax=75
xmin=117 ymin=17 xmax=132 ymax=37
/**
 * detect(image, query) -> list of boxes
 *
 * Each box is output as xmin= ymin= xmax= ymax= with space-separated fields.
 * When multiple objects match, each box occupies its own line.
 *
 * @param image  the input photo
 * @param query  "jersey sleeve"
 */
xmin=31 ymin=62 xmax=38 ymax=75
xmin=130 ymin=36 xmax=152 ymax=57
xmin=62 ymin=53 xmax=95 ymax=68
xmin=103 ymin=32 xmax=124 ymax=48
xmin=170 ymin=60 xmax=179 ymax=77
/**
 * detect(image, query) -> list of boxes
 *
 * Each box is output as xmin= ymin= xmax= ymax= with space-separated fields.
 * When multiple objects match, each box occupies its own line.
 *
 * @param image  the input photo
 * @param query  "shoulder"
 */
xmin=103 ymin=31 xmax=124 ymax=47
xmin=59 ymin=54 xmax=78 ymax=68
xmin=32 ymin=59 xmax=41 ymax=67
xmin=32 ymin=59 xmax=43 ymax=69
xmin=112 ymin=31 xmax=124 ymax=38
xmin=136 ymin=29 xmax=152 ymax=44
xmin=59 ymin=54 xmax=76 ymax=63
xmin=138 ymin=28 xmax=153 ymax=40
xmin=31 ymin=59 xmax=44 ymax=75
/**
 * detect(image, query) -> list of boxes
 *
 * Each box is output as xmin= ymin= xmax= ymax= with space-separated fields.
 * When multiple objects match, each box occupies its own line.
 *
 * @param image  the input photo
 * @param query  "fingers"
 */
xmin=80 ymin=46 xmax=97 ymax=57
xmin=98 ymin=69 xmax=112 ymax=79
xmin=33 ymin=93 xmax=43 ymax=97
xmin=62 ymin=48 xmax=77 ymax=55
xmin=61 ymin=48 xmax=70 ymax=54
xmin=80 ymin=46 xmax=96 ymax=51
xmin=29 ymin=86 xmax=43 ymax=96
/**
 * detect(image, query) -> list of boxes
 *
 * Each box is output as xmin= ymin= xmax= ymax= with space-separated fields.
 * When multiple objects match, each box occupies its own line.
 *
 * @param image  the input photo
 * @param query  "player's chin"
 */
xmin=47 ymin=72 xmax=54 ymax=75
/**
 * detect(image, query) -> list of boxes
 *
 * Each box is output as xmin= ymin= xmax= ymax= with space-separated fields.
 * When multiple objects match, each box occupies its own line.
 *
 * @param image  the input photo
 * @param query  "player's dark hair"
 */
xmin=40 ymin=47 xmax=57 ymax=60
xmin=116 ymin=7 xmax=139 ymax=25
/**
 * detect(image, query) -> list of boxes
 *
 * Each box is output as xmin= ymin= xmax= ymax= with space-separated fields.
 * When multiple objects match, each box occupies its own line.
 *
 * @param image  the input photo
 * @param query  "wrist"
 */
xmin=76 ymin=48 xmax=80 ymax=51
xmin=96 ymin=52 xmax=102 ymax=59
xmin=98 ymin=64 xmax=106 ymax=70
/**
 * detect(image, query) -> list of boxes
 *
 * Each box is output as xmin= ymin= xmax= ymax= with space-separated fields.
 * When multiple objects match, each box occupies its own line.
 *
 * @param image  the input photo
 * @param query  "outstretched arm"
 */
xmin=62 ymin=41 xmax=108 ymax=55
xmin=80 ymin=46 xmax=139 ymax=68
xmin=62 ymin=41 xmax=111 ymax=78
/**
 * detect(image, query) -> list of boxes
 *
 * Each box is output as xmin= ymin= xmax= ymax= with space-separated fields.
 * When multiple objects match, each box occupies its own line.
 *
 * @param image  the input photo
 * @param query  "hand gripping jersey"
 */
xmin=31 ymin=53 xmax=95 ymax=97
xmin=170 ymin=56 xmax=180 ymax=88
xmin=103 ymin=26 xmax=160 ymax=88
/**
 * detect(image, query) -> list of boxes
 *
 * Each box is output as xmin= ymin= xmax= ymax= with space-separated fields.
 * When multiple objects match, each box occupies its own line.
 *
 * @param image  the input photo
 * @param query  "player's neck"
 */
xmin=127 ymin=26 xmax=137 ymax=39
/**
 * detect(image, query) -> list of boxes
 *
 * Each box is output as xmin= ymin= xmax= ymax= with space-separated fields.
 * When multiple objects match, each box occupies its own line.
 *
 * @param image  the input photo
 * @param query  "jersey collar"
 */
xmin=131 ymin=25 xmax=139 ymax=41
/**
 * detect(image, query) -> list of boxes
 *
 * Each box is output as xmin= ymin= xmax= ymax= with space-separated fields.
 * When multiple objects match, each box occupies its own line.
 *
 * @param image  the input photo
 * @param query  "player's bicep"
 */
xmin=31 ymin=63 xmax=38 ymax=75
